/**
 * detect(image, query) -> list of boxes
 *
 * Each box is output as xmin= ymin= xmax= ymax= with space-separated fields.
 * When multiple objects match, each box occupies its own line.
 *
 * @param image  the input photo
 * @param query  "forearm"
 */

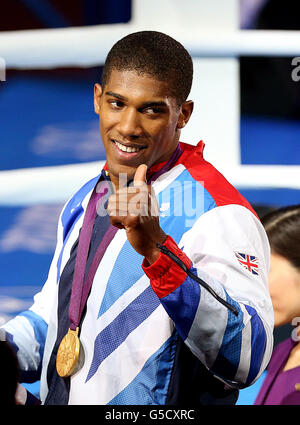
xmin=2 ymin=310 xmax=48 ymax=382
xmin=142 ymin=235 xmax=271 ymax=388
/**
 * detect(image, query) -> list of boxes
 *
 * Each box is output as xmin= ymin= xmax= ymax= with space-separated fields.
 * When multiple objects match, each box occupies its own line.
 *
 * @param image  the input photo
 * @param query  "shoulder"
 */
xmin=268 ymin=338 xmax=294 ymax=371
xmin=60 ymin=174 xmax=101 ymax=239
xmin=178 ymin=141 xmax=258 ymax=219
xmin=64 ymin=175 xmax=100 ymax=208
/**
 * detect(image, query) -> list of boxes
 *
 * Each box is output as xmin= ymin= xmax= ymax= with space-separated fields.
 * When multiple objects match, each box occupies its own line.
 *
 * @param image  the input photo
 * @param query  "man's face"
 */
xmin=94 ymin=69 xmax=192 ymax=187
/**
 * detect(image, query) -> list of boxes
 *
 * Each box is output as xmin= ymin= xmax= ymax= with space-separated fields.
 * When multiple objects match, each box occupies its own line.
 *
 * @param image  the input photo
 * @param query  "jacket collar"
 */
xmin=102 ymin=141 xmax=205 ymax=182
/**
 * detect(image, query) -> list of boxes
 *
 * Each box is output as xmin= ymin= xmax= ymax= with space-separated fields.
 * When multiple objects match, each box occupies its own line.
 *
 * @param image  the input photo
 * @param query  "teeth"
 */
xmin=114 ymin=141 xmax=140 ymax=153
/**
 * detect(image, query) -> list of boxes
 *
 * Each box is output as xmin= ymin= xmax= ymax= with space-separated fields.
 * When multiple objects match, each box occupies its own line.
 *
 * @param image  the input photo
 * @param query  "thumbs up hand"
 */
xmin=133 ymin=163 xmax=147 ymax=187
xmin=107 ymin=164 xmax=166 ymax=264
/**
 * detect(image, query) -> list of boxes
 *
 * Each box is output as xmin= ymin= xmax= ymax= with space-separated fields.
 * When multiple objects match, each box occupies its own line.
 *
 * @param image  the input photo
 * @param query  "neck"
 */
xmin=109 ymin=172 xmax=128 ymax=192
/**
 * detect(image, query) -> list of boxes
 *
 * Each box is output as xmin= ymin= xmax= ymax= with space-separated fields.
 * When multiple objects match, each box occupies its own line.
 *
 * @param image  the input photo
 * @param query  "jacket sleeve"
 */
xmin=142 ymin=204 xmax=274 ymax=389
xmin=0 ymin=207 xmax=65 ymax=382
xmin=1 ymin=175 xmax=100 ymax=383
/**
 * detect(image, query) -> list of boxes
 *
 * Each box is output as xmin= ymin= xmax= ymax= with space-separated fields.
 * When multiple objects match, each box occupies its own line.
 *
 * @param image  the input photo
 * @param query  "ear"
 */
xmin=176 ymin=100 xmax=194 ymax=129
xmin=94 ymin=83 xmax=103 ymax=115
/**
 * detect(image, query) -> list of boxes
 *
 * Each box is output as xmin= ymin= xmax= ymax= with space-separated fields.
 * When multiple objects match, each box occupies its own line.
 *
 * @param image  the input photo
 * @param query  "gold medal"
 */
xmin=56 ymin=327 xmax=84 ymax=377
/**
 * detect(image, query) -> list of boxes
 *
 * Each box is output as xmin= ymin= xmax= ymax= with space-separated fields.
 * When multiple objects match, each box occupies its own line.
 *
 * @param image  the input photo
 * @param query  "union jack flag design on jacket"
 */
xmin=1 ymin=141 xmax=274 ymax=405
xmin=235 ymin=252 xmax=259 ymax=275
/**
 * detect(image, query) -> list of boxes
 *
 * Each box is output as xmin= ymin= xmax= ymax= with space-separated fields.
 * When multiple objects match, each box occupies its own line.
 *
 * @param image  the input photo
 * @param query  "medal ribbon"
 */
xmin=68 ymin=180 xmax=113 ymax=331
xmin=68 ymin=144 xmax=183 ymax=332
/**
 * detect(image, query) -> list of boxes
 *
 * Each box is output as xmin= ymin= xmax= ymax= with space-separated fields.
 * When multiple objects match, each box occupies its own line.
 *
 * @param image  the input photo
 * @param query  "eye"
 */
xmin=109 ymin=99 xmax=124 ymax=109
xmin=143 ymin=107 xmax=164 ymax=116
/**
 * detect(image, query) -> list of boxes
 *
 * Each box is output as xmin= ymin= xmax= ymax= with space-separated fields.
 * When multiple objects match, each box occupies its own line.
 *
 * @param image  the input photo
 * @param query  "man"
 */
xmin=2 ymin=31 xmax=273 ymax=405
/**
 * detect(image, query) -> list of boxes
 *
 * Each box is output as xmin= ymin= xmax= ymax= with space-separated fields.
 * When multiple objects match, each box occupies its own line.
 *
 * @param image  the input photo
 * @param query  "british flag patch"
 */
xmin=235 ymin=252 xmax=259 ymax=275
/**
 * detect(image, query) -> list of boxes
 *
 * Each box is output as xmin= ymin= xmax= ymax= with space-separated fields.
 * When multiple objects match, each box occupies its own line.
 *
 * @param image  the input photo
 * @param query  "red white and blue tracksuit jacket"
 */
xmin=2 ymin=141 xmax=274 ymax=404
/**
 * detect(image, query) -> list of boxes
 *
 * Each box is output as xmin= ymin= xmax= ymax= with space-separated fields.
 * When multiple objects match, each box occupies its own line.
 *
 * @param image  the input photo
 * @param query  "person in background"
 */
xmin=255 ymin=204 xmax=300 ymax=405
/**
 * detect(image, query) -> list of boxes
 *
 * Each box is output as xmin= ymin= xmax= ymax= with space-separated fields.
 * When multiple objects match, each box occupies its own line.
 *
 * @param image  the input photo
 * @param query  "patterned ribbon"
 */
xmin=68 ymin=144 xmax=183 ymax=331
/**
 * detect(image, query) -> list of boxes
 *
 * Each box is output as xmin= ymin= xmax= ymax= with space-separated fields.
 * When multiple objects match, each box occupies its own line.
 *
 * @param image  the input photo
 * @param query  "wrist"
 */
xmin=144 ymin=248 xmax=161 ymax=265
xmin=144 ymin=231 xmax=167 ymax=265
xmin=142 ymin=235 xmax=192 ymax=299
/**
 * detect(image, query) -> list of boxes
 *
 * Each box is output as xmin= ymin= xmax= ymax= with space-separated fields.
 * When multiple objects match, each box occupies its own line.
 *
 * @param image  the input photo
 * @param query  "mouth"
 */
xmin=112 ymin=139 xmax=147 ymax=154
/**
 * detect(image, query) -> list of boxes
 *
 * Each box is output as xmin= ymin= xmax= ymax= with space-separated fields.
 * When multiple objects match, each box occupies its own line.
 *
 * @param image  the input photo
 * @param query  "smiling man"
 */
xmin=95 ymin=71 xmax=188 ymax=186
xmin=1 ymin=31 xmax=274 ymax=405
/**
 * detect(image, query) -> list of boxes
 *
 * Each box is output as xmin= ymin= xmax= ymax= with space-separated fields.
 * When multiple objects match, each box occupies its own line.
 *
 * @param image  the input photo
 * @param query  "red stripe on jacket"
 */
xmin=176 ymin=141 xmax=259 ymax=219
xmin=142 ymin=236 xmax=191 ymax=299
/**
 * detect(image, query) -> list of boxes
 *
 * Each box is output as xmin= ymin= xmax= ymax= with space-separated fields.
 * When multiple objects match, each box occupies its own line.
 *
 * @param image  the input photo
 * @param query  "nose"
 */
xmin=117 ymin=107 xmax=142 ymax=139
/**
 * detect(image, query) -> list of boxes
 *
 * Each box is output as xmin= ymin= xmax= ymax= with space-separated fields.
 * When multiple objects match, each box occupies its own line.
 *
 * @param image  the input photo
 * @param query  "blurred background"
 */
xmin=0 ymin=0 xmax=299 ymax=404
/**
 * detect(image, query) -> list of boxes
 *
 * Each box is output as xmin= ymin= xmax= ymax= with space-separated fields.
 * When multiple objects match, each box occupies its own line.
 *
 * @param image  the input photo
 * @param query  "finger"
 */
xmin=108 ymin=203 xmax=146 ymax=217
xmin=149 ymin=192 xmax=160 ymax=217
xmin=107 ymin=202 xmax=128 ymax=217
xmin=134 ymin=164 xmax=147 ymax=187
xmin=110 ymin=214 xmax=139 ymax=229
xmin=109 ymin=216 xmax=125 ymax=230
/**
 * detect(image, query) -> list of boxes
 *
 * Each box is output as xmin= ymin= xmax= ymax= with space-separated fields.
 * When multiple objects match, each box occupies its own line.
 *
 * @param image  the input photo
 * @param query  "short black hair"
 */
xmin=101 ymin=31 xmax=193 ymax=106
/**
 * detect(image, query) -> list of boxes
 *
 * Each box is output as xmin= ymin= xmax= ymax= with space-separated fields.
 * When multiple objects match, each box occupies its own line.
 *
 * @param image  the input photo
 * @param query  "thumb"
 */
xmin=133 ymin=164 xmax=147 ymax=186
